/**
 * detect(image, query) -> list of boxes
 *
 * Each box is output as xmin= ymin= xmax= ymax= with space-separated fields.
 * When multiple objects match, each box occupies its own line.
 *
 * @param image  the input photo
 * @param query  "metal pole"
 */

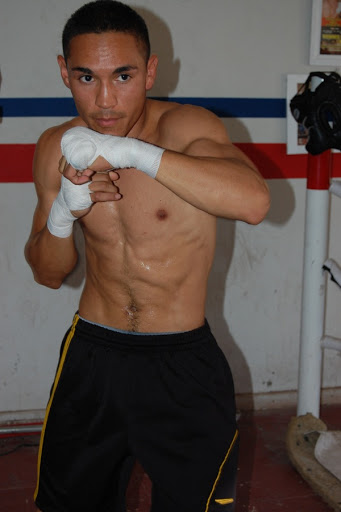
xmin=0 ymin=424 xmax=42 ymax=436
xmin=297 ymin=151 xmax=332 ymax=417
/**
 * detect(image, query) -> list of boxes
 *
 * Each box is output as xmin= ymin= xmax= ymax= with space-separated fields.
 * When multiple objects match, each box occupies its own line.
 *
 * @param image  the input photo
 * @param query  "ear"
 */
xmin=57 ymin=55 xmax=71 ymax=89
xmin=146 ymin=54 xmax=158 ymax=91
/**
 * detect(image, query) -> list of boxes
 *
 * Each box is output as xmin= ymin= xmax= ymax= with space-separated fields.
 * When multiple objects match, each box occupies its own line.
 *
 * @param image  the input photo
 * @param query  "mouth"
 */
xmin=94 ymin=117 xmax=120 ymax=128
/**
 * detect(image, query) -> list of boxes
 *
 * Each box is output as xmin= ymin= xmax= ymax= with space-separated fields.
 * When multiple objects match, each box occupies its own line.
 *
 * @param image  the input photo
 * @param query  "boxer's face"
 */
xmin=58 ymin=31 xmax=157 ymax=137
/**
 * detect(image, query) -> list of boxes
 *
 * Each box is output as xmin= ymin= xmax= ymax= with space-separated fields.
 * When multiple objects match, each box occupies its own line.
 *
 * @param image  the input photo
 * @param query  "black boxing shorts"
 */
xmin=34 ymin=313 xmax=238 ymax=512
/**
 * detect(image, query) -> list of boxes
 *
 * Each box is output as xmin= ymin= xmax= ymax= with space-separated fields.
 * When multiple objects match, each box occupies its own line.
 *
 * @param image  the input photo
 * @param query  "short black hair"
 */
xmin=62 ymin=0 xmax=151 ymax=61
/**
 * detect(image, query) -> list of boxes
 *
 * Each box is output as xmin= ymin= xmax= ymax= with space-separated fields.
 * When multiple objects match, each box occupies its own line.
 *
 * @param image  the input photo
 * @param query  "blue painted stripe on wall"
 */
xmin=0 ymin=97 xmax=286 ymax=118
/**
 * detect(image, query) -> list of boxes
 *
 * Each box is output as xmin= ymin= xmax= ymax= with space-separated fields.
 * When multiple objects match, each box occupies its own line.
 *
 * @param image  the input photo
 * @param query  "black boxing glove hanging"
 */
xmin=290 ymin=71 xmax=341 ymax=155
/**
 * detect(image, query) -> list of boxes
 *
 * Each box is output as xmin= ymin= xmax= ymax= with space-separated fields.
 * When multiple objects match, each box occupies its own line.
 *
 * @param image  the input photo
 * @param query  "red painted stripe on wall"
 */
xmin=0 ymin=143 xmax=340 ymax=183
xmin=235 ymin=143 xmax=341 ymax=180
xmin=1 ymin=144 xmax=35 ymax=183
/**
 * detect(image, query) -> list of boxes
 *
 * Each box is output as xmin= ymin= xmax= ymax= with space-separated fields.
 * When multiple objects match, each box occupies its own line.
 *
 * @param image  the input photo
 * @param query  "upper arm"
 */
xmin=156 ymin=103 xmax=269 ymax=223
xmin=179 ymin=106 xmax=259 ymax=174
xmin=28 ymin=127 xmax=63 ymax=236
xmin=161 ymin=104 xmax=258 ymax=172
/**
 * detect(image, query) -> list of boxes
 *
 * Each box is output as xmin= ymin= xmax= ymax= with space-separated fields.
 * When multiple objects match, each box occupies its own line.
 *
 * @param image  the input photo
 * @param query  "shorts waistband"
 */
xmin=73 ymin=313 xmax=214 ymax=351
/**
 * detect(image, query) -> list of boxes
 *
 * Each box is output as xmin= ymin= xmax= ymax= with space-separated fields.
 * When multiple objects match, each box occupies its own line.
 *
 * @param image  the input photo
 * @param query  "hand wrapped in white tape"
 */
xmin=47 ymin=176 xmax=92 ymax=238
xmin=61 ymin=126 xmax=165 ymax=178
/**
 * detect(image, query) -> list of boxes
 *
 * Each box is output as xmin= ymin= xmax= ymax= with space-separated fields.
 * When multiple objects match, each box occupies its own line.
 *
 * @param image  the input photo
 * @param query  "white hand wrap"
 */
xmin=61 ymin=126 xmax=165 ymax=179
xmin=47 ymin=176 xmax=92 ymax=238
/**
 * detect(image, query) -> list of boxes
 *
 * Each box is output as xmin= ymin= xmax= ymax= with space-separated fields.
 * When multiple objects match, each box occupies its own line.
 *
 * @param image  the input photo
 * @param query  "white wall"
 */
xmin=1 ymin=0 xmax=340 ymax=420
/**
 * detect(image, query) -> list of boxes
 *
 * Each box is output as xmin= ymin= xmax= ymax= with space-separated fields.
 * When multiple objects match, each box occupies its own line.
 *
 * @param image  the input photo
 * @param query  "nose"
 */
xmin=95 ymin=81 xmax=117 ymax=109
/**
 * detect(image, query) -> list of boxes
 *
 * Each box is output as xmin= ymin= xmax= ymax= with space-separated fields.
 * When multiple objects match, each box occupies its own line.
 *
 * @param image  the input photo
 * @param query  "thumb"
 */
xmin=109 ymin=170 xmax=120 ymax=181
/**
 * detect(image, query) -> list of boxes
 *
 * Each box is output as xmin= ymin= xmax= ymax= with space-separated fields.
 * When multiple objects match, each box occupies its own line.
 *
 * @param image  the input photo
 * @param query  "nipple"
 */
xmin=156 ymin=209 xmax=168 ymax=220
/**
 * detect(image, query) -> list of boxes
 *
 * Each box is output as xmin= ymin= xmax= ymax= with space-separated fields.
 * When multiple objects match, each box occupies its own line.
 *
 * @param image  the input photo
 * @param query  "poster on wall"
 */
xmin=310 ymin=0 xmax=341 ymax=64
xmin=286 ymin=74 xmax=309 ymax=155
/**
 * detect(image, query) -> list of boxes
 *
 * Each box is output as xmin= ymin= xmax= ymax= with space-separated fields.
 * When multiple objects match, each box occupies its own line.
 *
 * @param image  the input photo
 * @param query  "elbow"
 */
xmin=25 ymin=240 xmax=77 ymax=289
xmin=25 ymin=253 xmax=66 ymax=290
xmin=24 ymin=246 xmax=62 ymax=289
xmin=33 ymin=272 xmax=64 ymax=290
xmin=30 ymin=263 xmax=74 ymax=289
xmin=244 ymin=185 xmax=271 ymax=225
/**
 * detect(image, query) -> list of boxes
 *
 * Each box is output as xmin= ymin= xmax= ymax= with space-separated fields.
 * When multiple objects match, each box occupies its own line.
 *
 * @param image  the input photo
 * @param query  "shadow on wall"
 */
xmin=206 ymin=121 xmax=295 ymax=396
xmin=136 ymin=7 xmax=181 ymax=97
xmin=206 ymin=121 xmax=295 ymax=399
xmin=224 ymin=116 xmax=296 ymax=225
xmin=206 ymin=193 xmax=295 ymax=401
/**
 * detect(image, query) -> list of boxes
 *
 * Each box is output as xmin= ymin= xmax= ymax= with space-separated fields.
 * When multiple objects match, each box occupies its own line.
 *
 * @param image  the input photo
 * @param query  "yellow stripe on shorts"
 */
xmin=205 ymin=429 xmax=239 ymax=511
xmin=34 ymin=314 xmax=79 ymax=501
xmin=215 ymin=498 xmax=234 ymax=505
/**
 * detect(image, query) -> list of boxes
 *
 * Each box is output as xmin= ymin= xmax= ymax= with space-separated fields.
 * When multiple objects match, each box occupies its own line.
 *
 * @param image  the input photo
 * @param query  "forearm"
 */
xmin=61 ymin=126 xmax=270 ymax=223
xmin=25 ymin=227 xmax=78 ymax=289
xmin=156 ymin=150 xmax=270 ymax=224
xmin=25 ymin=174 xmax=92 ymax=288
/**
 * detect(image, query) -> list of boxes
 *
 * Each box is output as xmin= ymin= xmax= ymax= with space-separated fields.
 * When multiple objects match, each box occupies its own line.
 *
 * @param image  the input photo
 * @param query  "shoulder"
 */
xmin=33 ymin=117 xmax=83 ymax=190
xmin=34 ymin=118 xmax=83 ymax=169
xmin=35 ymin=117 xmax=83 ymax=155
xmin=155 ymin=102 xmax=230 ymax=151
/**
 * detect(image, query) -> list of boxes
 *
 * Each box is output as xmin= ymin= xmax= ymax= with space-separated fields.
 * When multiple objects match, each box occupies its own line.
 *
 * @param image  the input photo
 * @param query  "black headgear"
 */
xmin=290 ymin=71 xmax=341 ymax=155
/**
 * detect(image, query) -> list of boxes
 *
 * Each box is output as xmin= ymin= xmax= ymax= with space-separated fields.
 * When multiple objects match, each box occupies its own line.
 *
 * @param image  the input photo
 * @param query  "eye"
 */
xmin=117 ymin=74 xmax=130 ymax=82
xmin=80 ymin=75 xmax=93 ymax=83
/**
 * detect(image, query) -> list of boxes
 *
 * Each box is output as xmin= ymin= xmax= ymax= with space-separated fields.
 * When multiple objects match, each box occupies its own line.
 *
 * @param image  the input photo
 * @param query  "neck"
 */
xmin=126 ymin=99 xmax=152 ymax=140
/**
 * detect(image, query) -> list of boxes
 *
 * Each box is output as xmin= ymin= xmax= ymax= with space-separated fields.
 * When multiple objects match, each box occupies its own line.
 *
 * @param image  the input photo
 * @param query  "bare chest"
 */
xmin=77 ymin=168 xmax=216 ymax=331
xmin=80 ymin=170 xmax=198 ymax=248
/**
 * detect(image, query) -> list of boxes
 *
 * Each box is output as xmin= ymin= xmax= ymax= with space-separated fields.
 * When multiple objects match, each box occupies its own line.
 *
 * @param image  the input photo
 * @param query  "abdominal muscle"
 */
xmin=77 ymin=172 xmax=216 ymax=333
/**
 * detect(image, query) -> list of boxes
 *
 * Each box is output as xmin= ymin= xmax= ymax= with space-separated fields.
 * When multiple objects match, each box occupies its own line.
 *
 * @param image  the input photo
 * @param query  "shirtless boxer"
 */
xmin=25 ymin=2 xmax=270 ymax=511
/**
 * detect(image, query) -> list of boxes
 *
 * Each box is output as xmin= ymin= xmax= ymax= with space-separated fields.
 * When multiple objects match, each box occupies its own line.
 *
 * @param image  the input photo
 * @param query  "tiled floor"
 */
xmin=0 ymin=405 xmax=339 ymax=512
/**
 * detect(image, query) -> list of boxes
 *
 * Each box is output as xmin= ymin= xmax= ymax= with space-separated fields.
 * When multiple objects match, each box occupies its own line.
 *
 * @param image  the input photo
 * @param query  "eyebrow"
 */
xmin=71 ymin=66 xmax=93 ymax=74
xmin=71 ymin=65 xmax=138 ymax=74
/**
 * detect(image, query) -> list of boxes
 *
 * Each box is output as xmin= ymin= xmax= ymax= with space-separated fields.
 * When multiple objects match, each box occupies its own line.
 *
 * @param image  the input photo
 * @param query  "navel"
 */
xmin=124 ymin=303 xmax=139 ymax=332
